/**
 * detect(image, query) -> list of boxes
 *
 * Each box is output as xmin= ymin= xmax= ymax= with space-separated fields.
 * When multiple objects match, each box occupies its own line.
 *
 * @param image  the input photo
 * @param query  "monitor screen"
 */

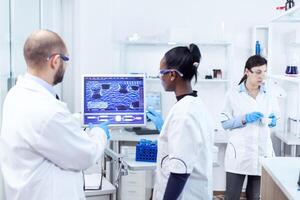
xmin=146 ymin=91 xmax=162 ymax=115
xmin=83 ymin=74 xmax=146 ymax=126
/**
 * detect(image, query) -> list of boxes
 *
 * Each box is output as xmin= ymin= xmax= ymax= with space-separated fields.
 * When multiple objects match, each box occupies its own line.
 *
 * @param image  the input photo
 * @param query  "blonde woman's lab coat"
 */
xmin=153 ymin=95 xmax=214 ymax=200
xmin=0 ymin=75 xmax=107 ymax=200
xmin=221 ymin=85 xmax=280 ymax=176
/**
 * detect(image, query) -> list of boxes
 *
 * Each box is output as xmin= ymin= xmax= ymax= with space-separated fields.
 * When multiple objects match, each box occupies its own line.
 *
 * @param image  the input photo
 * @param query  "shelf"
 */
xmin=122 ymin=41 xmax=231 ymax=47
xmin=269 ymin=74 xmax=300 ymax=84
xmin=270 ymin=5 xmax=300 ymax=22
xmin=146 ymin=77 xmax=229 ymax=83
xmin=145 ymin=77 xmax=160 ymax=82
xmin=288 ymin=42 xmax=300 ymax=47
xmin=197 ymin=79 xmax=229 ymax=83
xmin=255 ymin=26 xmax=269 ymax=30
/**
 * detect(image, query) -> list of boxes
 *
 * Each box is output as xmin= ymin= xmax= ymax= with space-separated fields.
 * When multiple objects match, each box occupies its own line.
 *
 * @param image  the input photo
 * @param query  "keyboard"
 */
xmin=135 ymin=128 xmax=159 ymax=135
xmin=125 ymin=127 xmax=159 ymax=135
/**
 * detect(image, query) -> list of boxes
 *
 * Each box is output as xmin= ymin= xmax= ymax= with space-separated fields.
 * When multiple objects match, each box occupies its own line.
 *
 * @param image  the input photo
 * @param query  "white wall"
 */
xmin=65 ymin=0 xmax=280 ymax=112
xmin=62 ymin=0 xmax=290 ymax=191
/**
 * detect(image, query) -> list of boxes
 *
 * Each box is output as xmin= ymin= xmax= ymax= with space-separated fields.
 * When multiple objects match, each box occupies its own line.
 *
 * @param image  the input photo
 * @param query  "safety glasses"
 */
xmin=249 ymin=69 xmax=267 ymax=75
xmin=159 ymin=69 xmax=184 ymax=78
xmin=47 ymin=53 xmax=69 ymax=62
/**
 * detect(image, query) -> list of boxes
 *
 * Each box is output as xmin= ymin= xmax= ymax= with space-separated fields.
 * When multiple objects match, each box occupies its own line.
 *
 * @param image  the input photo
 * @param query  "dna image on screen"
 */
xmin=83 ymin=75 xmax=146 ymax=126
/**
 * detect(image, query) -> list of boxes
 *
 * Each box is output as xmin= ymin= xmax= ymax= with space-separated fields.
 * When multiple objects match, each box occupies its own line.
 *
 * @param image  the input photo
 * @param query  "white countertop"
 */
xmin=261 ymin=157 xmax=300 ymax=200
xmin=123 ymin=146 xmax=219 ymax=171
xmin=123 ymin=157 xmax=156 ymax=171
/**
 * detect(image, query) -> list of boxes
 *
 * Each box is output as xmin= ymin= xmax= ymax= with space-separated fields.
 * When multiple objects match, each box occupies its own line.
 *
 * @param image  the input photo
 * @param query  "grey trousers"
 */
xmin=225 ymin=172 xmax=261 ymax=200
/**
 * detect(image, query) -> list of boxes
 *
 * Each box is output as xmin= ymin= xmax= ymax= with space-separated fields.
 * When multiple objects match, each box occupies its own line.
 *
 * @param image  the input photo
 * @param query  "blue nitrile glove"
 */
xmin=245 ymin=112 xmax=264 ymax=123
xmin=268 ymin=113 xmax=277 ymax=128
xmin=88 ymin=121 xmax=110 ymax=140
xmin=146 ymin=108 xmax=164 ymax=132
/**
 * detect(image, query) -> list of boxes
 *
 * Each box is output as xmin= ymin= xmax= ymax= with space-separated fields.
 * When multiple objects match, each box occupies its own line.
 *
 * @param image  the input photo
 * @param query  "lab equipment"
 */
xmin=285 ymin=66 xmax=298 ymax=76
xmin=83 ymin=74 xmax=146 ymax=126
xmin=146 ymin=108 xmax=164 ymax=132
xmin=205 ymin=75 xmax=213 ymax=79
xmin=133 ymin=127 xmax=159 ymax=135
xmin=245 ymin=112 xmax=264 ymax=123
xmin=124 ymin=126 xmax=159 ymax=135
xmin=213 ymin=69 xmax=222 ymax=79
xmin=255 ymin=41 xmax=261 ymax=55
xmin=146 ymin=91 xmax=162 ymax=116
xmin=135 ymin=139 xmax=157 ymax=162
xmin=123 ymin=91 xmax=162 ymax=135
xmin=285 ymin=0 xmax=295 ymax=10
xmin=260 ymin=117 xmax=272 ymax=126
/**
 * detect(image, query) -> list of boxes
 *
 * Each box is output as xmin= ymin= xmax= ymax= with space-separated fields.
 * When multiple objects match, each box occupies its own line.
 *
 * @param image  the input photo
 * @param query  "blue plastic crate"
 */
xmin=135 ymin=139 xmax=157 ymax=162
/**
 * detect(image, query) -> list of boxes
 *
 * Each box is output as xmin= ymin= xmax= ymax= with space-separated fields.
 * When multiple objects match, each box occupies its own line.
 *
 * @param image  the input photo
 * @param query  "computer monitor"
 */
xmin=83 ymin=74 xmax=146 ymax=126
xmin=146 ymin=91 xmax=162 ymax=115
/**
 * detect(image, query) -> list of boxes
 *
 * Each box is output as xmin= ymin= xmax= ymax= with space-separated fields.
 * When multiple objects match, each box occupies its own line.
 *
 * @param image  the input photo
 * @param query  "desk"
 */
xmin=274 ymin=131 xmax=300 ymax=156
xmin=85 ymin=178 xmax=116 ymax=200
xmin=110 ymin=128 xmax=230 ymax=143
xmin=109 ymin=129 xmax=228 ymax=199
xmin=261 ymin=157 xmax=300 ymax=200
xmin=110 ymin=129 xmax=223 ymax=173
xmin=109 ymin=129 xmax=228 ymax=171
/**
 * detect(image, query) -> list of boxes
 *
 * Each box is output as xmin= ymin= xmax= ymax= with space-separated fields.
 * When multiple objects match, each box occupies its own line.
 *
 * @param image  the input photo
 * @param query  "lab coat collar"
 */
xmin=239 ymin=82 xmax=266 ymax=94
xmin=176 ymin=90 xmax=198 ymax=101
xmin=24 ymin=73 xmax=57 ymax=98
xmin=16 ymin=74 xmax=57 ymax=99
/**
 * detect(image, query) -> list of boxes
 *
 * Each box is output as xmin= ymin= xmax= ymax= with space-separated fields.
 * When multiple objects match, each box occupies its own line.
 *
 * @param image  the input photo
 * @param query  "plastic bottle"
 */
xmin=255 ymin=41 xmax=261 ymax=55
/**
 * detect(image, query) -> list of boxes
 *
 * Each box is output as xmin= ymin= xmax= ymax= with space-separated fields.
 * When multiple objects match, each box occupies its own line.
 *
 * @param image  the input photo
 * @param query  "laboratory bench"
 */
xmin=274 ymin=131 xmax=300 ymax=157
xmin=261 ymin=157 xmax=300 ymax=200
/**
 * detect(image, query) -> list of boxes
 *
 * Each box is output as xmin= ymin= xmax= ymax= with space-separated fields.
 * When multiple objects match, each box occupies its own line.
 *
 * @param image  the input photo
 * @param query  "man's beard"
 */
xmin=53 ymin=62 xmax=65 ymax=85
